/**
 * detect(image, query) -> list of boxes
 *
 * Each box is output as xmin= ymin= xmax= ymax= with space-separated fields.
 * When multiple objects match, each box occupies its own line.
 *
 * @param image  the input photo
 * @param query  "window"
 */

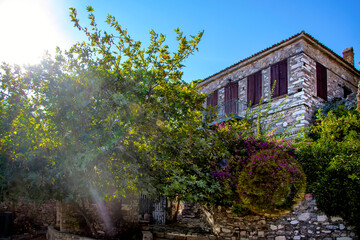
xmin=316 ymin=62 xmax=327 ymax=100
xmin=225 ymin=81 xmax=238 ymax=115
xmin=206 ymin=90 xmax=218 ymax=107
xmin=270 ymin=59 xmax=288 ymax=98
xmin=247 ymin=71 xmax=262 ymax=105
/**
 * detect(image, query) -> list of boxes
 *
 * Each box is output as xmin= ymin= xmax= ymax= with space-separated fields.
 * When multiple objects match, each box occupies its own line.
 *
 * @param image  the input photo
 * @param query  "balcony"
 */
xmin=206 ymin=99 xmax=248 ymax=122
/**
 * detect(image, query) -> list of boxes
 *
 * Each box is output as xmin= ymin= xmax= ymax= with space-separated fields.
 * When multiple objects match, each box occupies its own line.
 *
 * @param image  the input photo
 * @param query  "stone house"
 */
xmin=198 ymin=31 xmax=360 ymax=133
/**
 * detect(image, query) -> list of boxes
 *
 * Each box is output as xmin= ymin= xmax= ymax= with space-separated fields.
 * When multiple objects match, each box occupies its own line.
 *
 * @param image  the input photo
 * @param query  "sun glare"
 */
xmin=0 ymin=0 xmax=71 ymax=65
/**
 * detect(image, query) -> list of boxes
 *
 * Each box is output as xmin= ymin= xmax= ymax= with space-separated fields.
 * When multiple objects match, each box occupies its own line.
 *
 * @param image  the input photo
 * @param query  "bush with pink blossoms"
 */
xmin=209 ymin=123 xmax=305 ymax=214
xmin=237 ymin=148 xmax=305 ymax=213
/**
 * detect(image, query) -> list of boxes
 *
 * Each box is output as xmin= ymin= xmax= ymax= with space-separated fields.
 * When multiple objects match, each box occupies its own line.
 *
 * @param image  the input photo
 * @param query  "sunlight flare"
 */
xmin=0 ymin=0 xmax=71 ymax=65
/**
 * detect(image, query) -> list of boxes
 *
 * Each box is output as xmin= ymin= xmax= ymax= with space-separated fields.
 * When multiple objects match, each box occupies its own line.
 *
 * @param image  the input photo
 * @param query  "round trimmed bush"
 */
xmin=237 ymin=148 xmax=305 ymax=214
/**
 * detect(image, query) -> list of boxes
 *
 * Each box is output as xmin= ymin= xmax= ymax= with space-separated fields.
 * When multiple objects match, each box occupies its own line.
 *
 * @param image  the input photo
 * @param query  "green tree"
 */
xmin=1 ymin=6 xmax=206 ymax=235
xmin=296 ymin=106 xmax=360 ymax=234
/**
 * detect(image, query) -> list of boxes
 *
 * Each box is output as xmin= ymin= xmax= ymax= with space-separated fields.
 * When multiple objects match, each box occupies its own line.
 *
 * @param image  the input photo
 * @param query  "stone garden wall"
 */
xmin=200 ymin=197 xmax=357 ymax=240
xmin=0 ymin=199 xmax=57 ymax=233
xmin=1 ymin=196 xmax=140 ymax=238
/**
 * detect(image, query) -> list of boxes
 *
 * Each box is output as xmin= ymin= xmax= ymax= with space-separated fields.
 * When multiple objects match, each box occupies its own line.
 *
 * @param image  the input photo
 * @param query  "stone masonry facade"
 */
xmin=198 ymin=31 xmax=360 ymax=133
xmin=200 ymin=198 xmax=357 ymax=240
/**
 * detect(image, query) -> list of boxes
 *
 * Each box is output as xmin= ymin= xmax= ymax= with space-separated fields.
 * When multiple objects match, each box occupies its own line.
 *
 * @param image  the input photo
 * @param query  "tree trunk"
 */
xmin=172 ymin=198 xmax=181 ymax=223
xmin=75 ymin=199 xmax=97 ymax=238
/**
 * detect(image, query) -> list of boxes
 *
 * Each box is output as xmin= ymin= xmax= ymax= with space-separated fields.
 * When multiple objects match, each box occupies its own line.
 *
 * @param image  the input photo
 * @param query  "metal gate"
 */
xmin=139 ymin=194 xmax=167 ymax=225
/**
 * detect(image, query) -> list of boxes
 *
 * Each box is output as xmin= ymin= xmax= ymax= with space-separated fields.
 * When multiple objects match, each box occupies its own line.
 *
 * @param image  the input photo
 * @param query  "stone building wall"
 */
xmin=200 ymin=198 xmax=357 ymax=240
xmin=302 ymin=40 xmax=359 ymax=88
xmin=198 ymin=33 xmax=360 ymax=133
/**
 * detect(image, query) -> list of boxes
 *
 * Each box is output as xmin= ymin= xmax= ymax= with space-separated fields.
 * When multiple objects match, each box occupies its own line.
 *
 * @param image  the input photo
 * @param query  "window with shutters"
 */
xmin=270 ymin=59 xmax=288 ymax=98
xmin=316 ymin=62 xmax=327 ymax=100
xmin=225 ymin=81 xmax=238 ymax=115
xmin=206 ymin=90 xmax=218 ymax=107
xmin=247 ymin=71 xmax=262 ymax=105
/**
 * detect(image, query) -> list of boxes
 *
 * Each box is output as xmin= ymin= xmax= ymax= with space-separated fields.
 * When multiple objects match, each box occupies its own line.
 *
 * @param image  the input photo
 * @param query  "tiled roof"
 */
xmin=201 ymin=31 xmax=360 ymax=83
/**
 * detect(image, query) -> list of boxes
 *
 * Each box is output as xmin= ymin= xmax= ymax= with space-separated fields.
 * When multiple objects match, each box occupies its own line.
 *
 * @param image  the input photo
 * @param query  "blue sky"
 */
xmin=0 ymin=0 xmax=359 ymax=82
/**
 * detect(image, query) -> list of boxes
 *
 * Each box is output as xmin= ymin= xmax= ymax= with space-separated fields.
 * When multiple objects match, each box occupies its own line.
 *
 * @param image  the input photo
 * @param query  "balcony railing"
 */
xmin=225 ymin=99 xmax=239 ymax=116
xmin=205 ymin=99 xmax=248 ymax=121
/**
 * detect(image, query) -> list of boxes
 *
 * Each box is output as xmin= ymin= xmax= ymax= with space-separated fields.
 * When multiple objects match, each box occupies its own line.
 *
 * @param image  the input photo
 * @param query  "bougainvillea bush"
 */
xmin=237 ymin=148 xmax=305 ymax=213
xmin=208 ymin=121 xmax=306 ymax=215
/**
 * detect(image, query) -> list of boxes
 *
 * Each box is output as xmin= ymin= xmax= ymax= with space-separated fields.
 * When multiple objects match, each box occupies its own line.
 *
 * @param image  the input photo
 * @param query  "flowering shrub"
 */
xmin=209 ymin=133 xmax=305 ymax=214
xmin=237 ymin=148 xmax=305 ymax=213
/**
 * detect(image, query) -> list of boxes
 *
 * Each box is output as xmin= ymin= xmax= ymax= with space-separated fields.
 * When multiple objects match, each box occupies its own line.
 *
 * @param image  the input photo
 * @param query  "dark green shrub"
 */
xmin=296 ymin=107 xmax=360 ymax=234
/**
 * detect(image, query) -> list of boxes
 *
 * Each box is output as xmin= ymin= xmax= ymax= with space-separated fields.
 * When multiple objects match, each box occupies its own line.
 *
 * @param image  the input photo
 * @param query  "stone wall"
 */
xmin=0 ymin=199 xmax=56 ymax=233
xmin=200 ymin=198 xmax=357 ymax=240
xmin=120 ymin=195 xmax=140 ymax=223
xmin=302 ymin=39 xmax=359 ymax=88
xmin=198 ymin=34 xmax=360 ymax=134
xmin=1 ymin=196 xmax=140 ymax=238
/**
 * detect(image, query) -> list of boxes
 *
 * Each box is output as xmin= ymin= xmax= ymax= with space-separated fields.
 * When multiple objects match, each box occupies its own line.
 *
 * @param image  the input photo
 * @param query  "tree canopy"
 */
xmin=0 ymin=7 xmax=207 ymax=205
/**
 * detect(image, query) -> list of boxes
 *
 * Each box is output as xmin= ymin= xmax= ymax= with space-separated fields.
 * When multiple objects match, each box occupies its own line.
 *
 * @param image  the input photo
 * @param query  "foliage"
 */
xmin=311 ymin=97 xmax=356 ymax=123
xmin=0 ymin=6 xmax=308 ymax=228
xmin=237 ymin=148 xmax=305 ymax=213
xmin=0 ymin=7 xmax=206 ymax=235
xmin=152 ymin=89 xmax=306 ymax=215
xmin=208 ymin=130 xmax=305 ymax=213
xmin=0 ymin=5 xmax=206 ymax=198
xmin=296 ymin=106 xmax=360 ymax=234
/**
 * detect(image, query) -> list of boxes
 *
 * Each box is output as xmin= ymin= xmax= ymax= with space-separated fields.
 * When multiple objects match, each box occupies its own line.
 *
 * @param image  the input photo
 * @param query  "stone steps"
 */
xmin=149 ymin=218 xmax=217 ymax=240
xmin=142 ymin=203 xmax=218 ymax=240
xmin=150 ymin=213 xmax=217 ymax=239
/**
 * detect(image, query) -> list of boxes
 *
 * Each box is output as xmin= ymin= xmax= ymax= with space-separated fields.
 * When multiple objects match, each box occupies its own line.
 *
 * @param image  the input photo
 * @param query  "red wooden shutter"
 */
xmin=206 ymin=94 xmax=211 ymax=106
xmin=271 ymin=63 xmax=280 ymax=97
xmin=231 ymin=82 xmax=238 ymax=100
xmin=247 ymin=74 xmax=254 ymax=104
xmin=225 ymin=85 xmax=231 ymax=103
xmin=316 ymin=62 xmax=327 ymax=100
xmin=271 ymin=59 xmax=287 ymax=98
xmin=279 ymin=59 xmax=288 ymax=96
xmin=225 ymin=81 xmax=238 ymax=115
xmin=231 ymin=82 xmax=238 ymax=114
xmin=225 ymin=84 xmax=231 ymax=115
xmin=207 ymin=90 xmax=218 ymax=107
xmin=248 ymin=71 xmax=262 ymax=105
xmin=213 ymin=90 xmax=218 ymax=106
xmin=254 ymin=71 xmax=262 ymax=104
